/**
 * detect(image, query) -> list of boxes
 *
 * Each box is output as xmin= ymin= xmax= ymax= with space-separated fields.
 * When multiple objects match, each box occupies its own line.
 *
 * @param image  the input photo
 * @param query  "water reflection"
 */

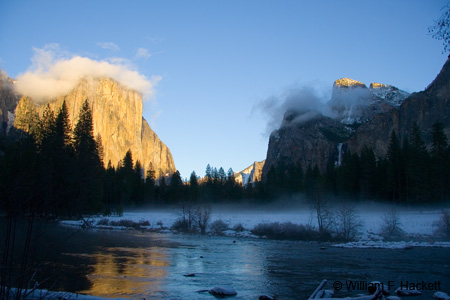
xmin=76 ymin=247 xmax=169 ymax=298
xmin=5 ymin=222 xmax=448 ymax=300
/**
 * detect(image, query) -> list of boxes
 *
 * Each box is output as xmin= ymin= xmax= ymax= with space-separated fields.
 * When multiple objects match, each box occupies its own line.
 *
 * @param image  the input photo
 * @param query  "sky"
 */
xmin=0 ymin=0 xmax=448 ymax=179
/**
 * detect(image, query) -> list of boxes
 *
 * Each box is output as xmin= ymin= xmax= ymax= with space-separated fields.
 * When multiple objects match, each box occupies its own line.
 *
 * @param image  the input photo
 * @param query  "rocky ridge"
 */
xmin=234 ymin=160 xmax=265 ymax=186
xmin=348 ymin=58 xmax=450 ymax=157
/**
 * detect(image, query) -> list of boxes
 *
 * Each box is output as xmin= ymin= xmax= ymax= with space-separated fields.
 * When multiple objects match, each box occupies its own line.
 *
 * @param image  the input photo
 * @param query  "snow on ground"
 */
xmin=6 ymin=288 xmax=129 ymax=300
xmin=333 ymin=241 xmax=450 ymax=249
xmin=59 ymin=205 xmax=448 ymax=248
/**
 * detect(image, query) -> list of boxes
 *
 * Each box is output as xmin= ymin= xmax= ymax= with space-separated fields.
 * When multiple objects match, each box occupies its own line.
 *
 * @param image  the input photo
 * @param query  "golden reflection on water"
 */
xmin=79 ymin=246 xmax=169 ymax=298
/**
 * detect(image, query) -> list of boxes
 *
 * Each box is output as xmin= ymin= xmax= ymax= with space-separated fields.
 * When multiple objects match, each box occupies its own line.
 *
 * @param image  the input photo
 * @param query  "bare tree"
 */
xmin=335 ymin=201 xmax=363 ymax=241
xmin=173 ymin=200 xmax=211 ymax=234
xmin=429 ymin=4 xmax=450 ymax=53
xmin=174 ymin=199 xmax=196 ymax=232
xmin=380 ymin=209 xmax=404 ymax=240
xmin=312 ymin=191 xmax=334 ymax=237
xmin=195 ymin=204 xmax=211 ymax=234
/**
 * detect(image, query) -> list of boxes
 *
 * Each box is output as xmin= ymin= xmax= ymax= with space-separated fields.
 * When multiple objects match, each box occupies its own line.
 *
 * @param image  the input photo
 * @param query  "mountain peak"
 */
xmin=333 ymin=78 xmax=367 ymax=88
xmin=370 ymin=82 xmax=390 ymax=89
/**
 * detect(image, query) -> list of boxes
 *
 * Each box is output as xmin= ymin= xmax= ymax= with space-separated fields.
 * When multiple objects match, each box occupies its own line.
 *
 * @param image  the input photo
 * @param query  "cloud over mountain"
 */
xmin=14 ymin=44 xmax=160 ymax=104
xmin=254 ymin=84 xmax=334 ymax=136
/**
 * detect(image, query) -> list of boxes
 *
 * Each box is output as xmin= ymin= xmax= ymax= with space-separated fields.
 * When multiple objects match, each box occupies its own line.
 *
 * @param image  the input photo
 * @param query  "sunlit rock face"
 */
xmin=329 ymin=77 xmax=409 ymax=125
xmin=235 ymin=160 xmax=265 ymax=186
xmin=13 ymin=77 xmax=176 ymax=178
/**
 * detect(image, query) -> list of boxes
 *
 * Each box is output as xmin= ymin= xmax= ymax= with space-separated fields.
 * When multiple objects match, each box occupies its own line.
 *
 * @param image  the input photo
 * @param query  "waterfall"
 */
xmin=336 ymin=143 xmax=343 ymax=166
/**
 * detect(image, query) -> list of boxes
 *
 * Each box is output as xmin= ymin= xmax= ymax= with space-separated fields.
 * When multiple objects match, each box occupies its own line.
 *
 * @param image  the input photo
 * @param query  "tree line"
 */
xmin=0 ymin=100 xmax=104 ymax=217
xmin=0 ymin=99 xmax=250 ymax=217
xmin=1 ymin=98 xmax=449 ymax=219
xmin=259 ymin=122 xmax=450 ymax=204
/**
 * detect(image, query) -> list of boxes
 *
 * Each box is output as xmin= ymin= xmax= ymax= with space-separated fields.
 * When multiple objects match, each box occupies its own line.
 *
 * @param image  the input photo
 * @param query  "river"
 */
xmin=2 ymin=221 xmax=450 ymax=300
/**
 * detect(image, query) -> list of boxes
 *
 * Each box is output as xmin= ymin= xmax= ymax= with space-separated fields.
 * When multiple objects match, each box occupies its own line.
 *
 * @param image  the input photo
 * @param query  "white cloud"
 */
xmin=253 ymin=84 xmax=334 ymax=136
xmin=97 ymin=42 xmax=120 ymax=51
xmin=135 ymin=48 xmax=151 ymax=59
xmin=15 ymin=44 xmax=160 ymax=104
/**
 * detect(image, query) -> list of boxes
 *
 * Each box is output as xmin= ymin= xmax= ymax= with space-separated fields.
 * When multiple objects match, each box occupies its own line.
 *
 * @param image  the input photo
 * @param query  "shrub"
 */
xmin=210 ymin=219 xmax=229 ymax=235
xmin=433 ymin=209 xmax=450 ymax=240
xmin=232 ymin=223 xmax=245 ymax=232
xmin=139 ymin=220 xmax=151 ymax=227
xmin=97 ymin=218 xmax=110 ymax=226
xmin=171 ymin=218 xmax=191 ymax=232
xmin=116 ymin=219 xmax=135 ymax=228
xmin=251 ymin=222 xmax=319 ymax=240
xmin=108 ymin=219 xmax=148 ymax=230
xmin=157 ymin=220 xmax=164 ymax=228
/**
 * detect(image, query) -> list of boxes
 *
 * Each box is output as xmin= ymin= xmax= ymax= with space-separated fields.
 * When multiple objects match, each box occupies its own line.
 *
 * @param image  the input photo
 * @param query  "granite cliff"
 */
xmin=234 ymin=160 xmax=265 ymax=186
xmin=10 ymin=76 xmax=176 ymax=178
xmin=0 ymin=71 xmax=19 ymax=135
xmin=347 ymin=57 xmax=450 ymax=157
xmin=261 ymin=64 xmax=436 ymax=179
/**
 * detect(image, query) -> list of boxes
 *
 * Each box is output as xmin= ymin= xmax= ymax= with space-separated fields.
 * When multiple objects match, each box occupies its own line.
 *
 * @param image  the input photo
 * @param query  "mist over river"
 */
xmin=5 ymin=220 xmax=449 ymax=300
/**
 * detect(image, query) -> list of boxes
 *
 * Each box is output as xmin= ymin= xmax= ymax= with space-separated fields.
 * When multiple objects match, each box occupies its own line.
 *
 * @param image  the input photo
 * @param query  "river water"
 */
xmin=4 ymin=222 xmax=450 ymax=300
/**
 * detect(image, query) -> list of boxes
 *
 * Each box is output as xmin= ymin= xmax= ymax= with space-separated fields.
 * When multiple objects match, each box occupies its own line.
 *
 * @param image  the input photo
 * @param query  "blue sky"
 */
xmin=0 ymin=0 xmax=448 ymax=179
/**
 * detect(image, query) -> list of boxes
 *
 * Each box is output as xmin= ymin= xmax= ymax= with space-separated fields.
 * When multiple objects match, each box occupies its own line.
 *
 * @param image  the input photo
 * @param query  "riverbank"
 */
xmin=58 ymin=207 xmax=450 ymax=248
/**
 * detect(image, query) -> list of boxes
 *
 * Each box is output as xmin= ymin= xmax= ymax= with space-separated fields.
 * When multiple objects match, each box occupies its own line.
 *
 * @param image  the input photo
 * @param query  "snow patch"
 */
xmin=333 ymin=241 xmax=450 ymax=249
xmin=6 ymin=288 xmax=129 ymax=300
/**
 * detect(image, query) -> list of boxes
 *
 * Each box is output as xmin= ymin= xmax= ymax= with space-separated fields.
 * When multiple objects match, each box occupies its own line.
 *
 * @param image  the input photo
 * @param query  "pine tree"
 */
xmin=375 ymin=158 xmax=390 ymax=199
xmin=203 ymin=164 xmax=214 ymax=201
xmin=359 ymin=146 xmax=376 ymax=199
xmin=122 ymin=149 xmax=134 ymax=173
xmin=189 ymin=171 xmax=200 ymax=201
xmin=119 ymin=149 xmax=135 ymax=204
xmin=336 ymin=152 xmax=360 ymax=197
xmin=133 ymin=160 xmax=145 ymax=204
xmin=55 ymin=100 xmax=72 ymax=150
xmin=224 ymin=167 xmax=240 ymax=201
xmin=73 ymin=100 xmax=97 ymax=157
xmin=95 ymin=133 xmax=104 ymax=167
xmin=407 ymin=123 xmax=431 ymax=202
xmin=72 ymin=99 xmax=103 ymax=213
xmin=226 ymin=168 xmax=235 ymax=182
xmin=103 ymin=161 xmax=116 ymax=209
xmin=431 ymin=122 xmax=450 ymax=201
xmin=145 ymin=162 xmax=156 ymax=202
xmin=386 ymin=130 xmax=402 ymax=202
xmin=218 ymin=167 xmax=226 ymax=183
xmin=36 ymin=105 xmax=57 ymax=214
xmin=36 ymin=104 xmax=55 ymax=146
xmin=400 ymin=138 xmax=411 ymax=202
xmin=205 ymin=164 xmax=212 ymax=181
xmin=168 ymin=170 xmax=184 ymax=202
xmin=156 ymin=176 xmax=167 ymax=203
xmin=52 ymin=101 xmax=76 ymax=215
